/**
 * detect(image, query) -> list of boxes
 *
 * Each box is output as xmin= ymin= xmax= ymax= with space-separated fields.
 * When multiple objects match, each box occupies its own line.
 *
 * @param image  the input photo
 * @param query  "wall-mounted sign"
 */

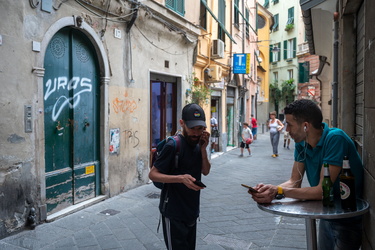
xmin=233 ymin=53 xmax=250 ymax=74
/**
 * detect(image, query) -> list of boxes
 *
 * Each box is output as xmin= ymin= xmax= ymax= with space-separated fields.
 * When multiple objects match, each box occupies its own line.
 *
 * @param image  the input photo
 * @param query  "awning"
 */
xmin=300 ymin=0 xmax=327 ymax=11
xmin=201 ymin=0 xmax=237 ymax=44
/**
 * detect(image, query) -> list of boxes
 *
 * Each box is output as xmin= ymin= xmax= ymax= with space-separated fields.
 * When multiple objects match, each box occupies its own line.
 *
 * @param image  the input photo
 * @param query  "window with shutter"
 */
xmin=272 ymin=14 xmax=279 ymax=31
xmin=288 ymin=7 xmax=294 ymax=24
xmin=299 ymin=62 xmax=310 ymax=83
xmin=166 ymin=0 xmax=185 ymax=16
xmin=264 ymin=0 xmax=269 ymax=8
xmin=218 ymin=0 xmax=225 ymax=41
xmin=234 ymin=0 xmax=239 ymax=27
xmin=245 ymin=8 xmax=250 ymax=38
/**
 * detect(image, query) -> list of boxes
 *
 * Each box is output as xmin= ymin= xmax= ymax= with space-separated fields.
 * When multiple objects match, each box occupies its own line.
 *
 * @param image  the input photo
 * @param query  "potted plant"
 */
xmin=285 ymin=23 xmax=294 ymax=31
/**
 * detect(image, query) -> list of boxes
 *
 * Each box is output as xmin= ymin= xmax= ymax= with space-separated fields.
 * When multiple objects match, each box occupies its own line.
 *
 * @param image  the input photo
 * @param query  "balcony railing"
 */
xmin=297 ymin=42 xmax=309 ymax=56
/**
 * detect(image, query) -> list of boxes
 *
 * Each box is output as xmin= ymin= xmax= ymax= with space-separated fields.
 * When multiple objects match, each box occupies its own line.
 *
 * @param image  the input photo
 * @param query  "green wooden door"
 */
xmin=44 ymin=28 xmax=100 ymax=214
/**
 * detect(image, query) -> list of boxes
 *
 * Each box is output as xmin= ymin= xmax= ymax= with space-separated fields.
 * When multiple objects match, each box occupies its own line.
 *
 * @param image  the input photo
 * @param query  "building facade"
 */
xmin=256 ymin=4 xmax=273 ymax=129
xmin=0 ymin=0 xmax=262 ymax=238
xmin=260 ymin=0 xmax=301 ymax=118
xmin=0 ymin=0 xmax=201 ymax=238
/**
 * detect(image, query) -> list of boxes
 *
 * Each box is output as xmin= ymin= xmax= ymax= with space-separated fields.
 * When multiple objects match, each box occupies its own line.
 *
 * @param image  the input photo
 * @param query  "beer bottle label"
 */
xmin=340 ymin=182 xmax=351 ymax=199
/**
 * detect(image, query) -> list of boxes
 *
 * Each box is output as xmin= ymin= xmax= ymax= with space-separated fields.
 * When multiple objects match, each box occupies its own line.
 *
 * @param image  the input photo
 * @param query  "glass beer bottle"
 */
xmin=322 ymin=163 xmax=334 ymax=207
xmin=340 ymin=156 xmax=357 ymax=211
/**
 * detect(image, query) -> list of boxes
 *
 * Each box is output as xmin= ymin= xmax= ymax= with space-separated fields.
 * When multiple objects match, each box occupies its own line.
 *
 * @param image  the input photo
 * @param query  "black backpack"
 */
xmin=151 ymin=135 xmax=181 ymax=189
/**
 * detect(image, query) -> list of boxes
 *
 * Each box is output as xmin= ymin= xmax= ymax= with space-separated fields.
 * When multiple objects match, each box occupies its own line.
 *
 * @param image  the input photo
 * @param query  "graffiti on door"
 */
xmin=44 ymin=76 xmax=92 ymax=121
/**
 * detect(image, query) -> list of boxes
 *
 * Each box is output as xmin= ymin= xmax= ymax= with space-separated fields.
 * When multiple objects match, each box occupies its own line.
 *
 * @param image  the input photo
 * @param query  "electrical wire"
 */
xmin=72 ymin=0 xmax=135 ymax=22
xmin=294 ymin=137 xmax=309 ymax=186
xmin=133 ymin=24 xmax=195 ymax=56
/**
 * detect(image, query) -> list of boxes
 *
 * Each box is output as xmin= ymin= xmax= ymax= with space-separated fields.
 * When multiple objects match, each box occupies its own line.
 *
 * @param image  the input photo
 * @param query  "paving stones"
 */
xmin=0 ymin=133 xmax=307 ymax=249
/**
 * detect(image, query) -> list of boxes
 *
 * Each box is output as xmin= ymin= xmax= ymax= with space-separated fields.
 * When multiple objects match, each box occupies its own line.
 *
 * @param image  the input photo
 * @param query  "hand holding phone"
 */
xmin=241 ymin=184 xmax=258 ymax=193
xmin=194 ymin=180 xmax=206 ymax=188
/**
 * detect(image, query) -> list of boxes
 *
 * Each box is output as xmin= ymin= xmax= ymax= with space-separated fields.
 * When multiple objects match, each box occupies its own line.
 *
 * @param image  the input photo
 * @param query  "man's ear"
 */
xmin=179 ymin=119 xmax=184 ymax=127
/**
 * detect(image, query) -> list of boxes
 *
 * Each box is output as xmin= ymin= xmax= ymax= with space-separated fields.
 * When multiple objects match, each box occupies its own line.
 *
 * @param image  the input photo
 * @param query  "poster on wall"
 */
xmin=109 ymin=128 xmax=120 ymax=154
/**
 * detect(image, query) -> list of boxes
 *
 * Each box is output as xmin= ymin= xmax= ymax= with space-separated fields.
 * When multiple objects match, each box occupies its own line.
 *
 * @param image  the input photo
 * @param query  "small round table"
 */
xmin=257 ymin=198 xmax=369 ymax=250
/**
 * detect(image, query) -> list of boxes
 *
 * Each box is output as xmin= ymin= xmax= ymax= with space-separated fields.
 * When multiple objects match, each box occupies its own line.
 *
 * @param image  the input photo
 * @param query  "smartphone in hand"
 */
xmin=194 ymin=180 xmax=206 ymax=188
xmin=241 ymin=184 xmax=258 ymax=193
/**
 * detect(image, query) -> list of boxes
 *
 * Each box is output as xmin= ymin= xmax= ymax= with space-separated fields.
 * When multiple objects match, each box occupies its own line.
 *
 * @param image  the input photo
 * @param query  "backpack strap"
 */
xmin=157 ymin=135 xmax=181 ymax=233
xmin=172 ymin=135 xmax=180 ymax=168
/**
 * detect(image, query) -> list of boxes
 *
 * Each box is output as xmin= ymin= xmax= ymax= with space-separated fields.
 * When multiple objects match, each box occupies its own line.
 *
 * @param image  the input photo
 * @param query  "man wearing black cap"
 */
xmin=149 ymin=103 xmax=211 ymax=250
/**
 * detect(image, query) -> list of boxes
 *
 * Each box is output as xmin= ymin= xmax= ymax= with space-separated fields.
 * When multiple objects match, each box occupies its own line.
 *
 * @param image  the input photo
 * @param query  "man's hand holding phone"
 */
xmin=241 ymin=184 xmax=259 ymax=193
xmin=194 ymin=180 xmax=206 ymax=188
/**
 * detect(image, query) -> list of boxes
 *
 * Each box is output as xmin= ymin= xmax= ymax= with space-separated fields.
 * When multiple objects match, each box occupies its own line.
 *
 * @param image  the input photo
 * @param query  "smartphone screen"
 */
xmin=241 ymin=184 xmax=258 ymax=193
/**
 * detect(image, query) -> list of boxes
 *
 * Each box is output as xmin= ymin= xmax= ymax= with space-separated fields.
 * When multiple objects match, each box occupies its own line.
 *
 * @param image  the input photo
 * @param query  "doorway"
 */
xmin=43 ymin=28 xmax=101 ymax=214
xmin=150 ymin=80 xmax=178 ymax=149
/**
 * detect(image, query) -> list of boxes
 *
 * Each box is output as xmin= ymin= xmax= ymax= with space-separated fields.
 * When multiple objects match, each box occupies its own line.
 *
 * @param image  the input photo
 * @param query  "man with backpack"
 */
xmin=149 ymin=103 xmax=211 ymax=250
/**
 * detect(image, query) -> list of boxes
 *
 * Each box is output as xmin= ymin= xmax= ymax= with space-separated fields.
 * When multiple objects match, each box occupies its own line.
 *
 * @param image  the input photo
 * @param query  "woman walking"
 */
xmin=267 ymin=111 xmax=284 ymax=157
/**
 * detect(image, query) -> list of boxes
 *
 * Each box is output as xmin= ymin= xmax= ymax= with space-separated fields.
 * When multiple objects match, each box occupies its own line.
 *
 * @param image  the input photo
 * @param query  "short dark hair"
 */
xmin=284 ymin=99 xmax=322 ymax=129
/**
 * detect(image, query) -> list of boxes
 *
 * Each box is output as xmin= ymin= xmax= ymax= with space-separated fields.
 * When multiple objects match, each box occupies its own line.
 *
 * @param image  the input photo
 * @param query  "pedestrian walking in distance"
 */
xmin=240 ymin=122 xmax=253 ymax=157
xmin=250 ymin=114 xmax=258 ymax=141
xmin=267 ymin=111 xmax=283 ymax=157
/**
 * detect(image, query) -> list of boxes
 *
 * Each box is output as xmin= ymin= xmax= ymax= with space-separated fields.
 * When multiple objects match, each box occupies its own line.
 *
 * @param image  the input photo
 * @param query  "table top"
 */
xmin=258 ymin=198 xmax=369 ymax=220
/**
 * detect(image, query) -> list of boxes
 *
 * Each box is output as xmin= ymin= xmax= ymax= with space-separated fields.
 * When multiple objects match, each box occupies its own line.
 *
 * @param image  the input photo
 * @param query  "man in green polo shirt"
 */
xmin=250 ymin=99 xmax=364 ymax=250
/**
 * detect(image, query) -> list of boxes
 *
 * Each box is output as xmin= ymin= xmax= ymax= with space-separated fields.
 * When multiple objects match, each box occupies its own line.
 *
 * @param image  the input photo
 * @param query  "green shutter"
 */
xmin=278 ymin=42 xmax=281 ymax=61
xmin=176 ymin=0 xmax=184 ymax=16
xmin=245 ymin=8 xmax=249 ymax=38
xmin=234 ymin=0 xmax=239 ymax=25
xmin=299 ymin=63 xmax=304 ymax=83
xmin=284 ymin=40 xmax=287 ymax=59
xmin=293 ymin=38 xmax=297 ymax=58
xmin=299 ymin=62 xmax=310 ymax=83
xmin=218 ymin=0 xmax=225 ymax=41
xmin=270 ymin=45 xmax=273 ymax=63
xmin=291 ymin=7 xmax=294 ymax=23
xmin=166 ymin=0 xmax=185 ymax=16
xmin=272 ymin=14 xmax=279 ymax=31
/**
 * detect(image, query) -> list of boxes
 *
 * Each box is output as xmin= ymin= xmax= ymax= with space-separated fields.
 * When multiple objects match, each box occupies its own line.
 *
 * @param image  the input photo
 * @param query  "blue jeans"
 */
xmin=318 ymin=216 xmax=362 ymax=250
xmin=252 ymin=127 xmax=257 ymax=135
xmin=270 ymin=132 xmax=280 ymax=154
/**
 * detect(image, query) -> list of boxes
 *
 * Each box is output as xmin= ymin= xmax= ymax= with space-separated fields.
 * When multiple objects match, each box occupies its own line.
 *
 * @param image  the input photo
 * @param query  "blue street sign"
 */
xmin=233 ymin=53 xmax=250 ymax=74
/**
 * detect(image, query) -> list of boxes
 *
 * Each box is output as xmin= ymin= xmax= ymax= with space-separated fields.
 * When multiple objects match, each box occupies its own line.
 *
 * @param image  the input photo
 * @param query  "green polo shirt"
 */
xmin=294 ymin=123 xmax=363 ymax=198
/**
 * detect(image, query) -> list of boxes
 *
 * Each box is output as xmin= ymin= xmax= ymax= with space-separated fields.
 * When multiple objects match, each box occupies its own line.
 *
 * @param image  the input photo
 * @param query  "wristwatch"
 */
xmin=275 ymin=186 xmax=285 ymax=200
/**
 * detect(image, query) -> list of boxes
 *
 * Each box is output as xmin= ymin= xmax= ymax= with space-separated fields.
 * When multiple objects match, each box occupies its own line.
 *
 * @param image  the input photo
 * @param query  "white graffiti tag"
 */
xmin=44 ymin=76 xmax=92 ymax=121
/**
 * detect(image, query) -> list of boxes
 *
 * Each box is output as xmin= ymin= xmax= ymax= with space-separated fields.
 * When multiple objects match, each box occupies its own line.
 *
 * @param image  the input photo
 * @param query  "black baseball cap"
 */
xmin=182 ymin=103 xmax=207 ymax=128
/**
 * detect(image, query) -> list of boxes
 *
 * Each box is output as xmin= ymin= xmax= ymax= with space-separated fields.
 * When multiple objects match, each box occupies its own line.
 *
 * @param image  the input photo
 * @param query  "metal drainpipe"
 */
xmin=202 ymin=0 xmax=215 ymax=81
xmin=126 ymin=1 xmax=139 ymax=33
xmin=332 ymin=18 xmax=339 ymax=127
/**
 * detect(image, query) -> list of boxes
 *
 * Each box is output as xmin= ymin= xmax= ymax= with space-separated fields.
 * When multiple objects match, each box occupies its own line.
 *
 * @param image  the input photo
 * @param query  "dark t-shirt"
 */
xmin=154 ymin=134 xmax=202 ymax=222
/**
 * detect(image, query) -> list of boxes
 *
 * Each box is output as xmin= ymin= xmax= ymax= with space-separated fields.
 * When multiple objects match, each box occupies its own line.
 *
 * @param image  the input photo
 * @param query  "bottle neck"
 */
xmin=343 ymin=160 xmax=350 ymax=169
xmin=324 ymin=166 xmax=330 ymax=177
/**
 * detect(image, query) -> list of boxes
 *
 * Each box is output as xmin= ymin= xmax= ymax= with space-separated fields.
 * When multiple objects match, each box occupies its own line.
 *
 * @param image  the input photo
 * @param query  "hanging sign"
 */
xmin=233 ymin=53 xmax=250 ymax=74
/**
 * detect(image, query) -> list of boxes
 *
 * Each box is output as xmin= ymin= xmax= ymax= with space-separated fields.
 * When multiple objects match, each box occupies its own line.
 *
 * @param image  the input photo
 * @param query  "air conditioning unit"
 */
xmin=205 ymin=65 xmax=223 ymax=83
xmin=211 ymin=39 xmax=225 ymax=59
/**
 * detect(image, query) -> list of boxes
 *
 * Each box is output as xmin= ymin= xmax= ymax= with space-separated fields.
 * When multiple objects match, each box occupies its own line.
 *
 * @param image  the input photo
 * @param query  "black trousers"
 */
xmin=162 ymin=215 xmax=197 ymax=250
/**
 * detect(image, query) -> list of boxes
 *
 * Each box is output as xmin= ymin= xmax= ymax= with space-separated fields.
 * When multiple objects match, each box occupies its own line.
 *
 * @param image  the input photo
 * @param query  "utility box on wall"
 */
xmin=211 ymin=39 xmax=224 ymax=59
xmin=205 ymin=65 xmax=222 ymax=83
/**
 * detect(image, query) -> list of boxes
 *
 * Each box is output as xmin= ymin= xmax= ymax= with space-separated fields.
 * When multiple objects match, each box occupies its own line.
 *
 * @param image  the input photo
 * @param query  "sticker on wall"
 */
xmin=110 ymin=128 xmax=120 ymax=154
